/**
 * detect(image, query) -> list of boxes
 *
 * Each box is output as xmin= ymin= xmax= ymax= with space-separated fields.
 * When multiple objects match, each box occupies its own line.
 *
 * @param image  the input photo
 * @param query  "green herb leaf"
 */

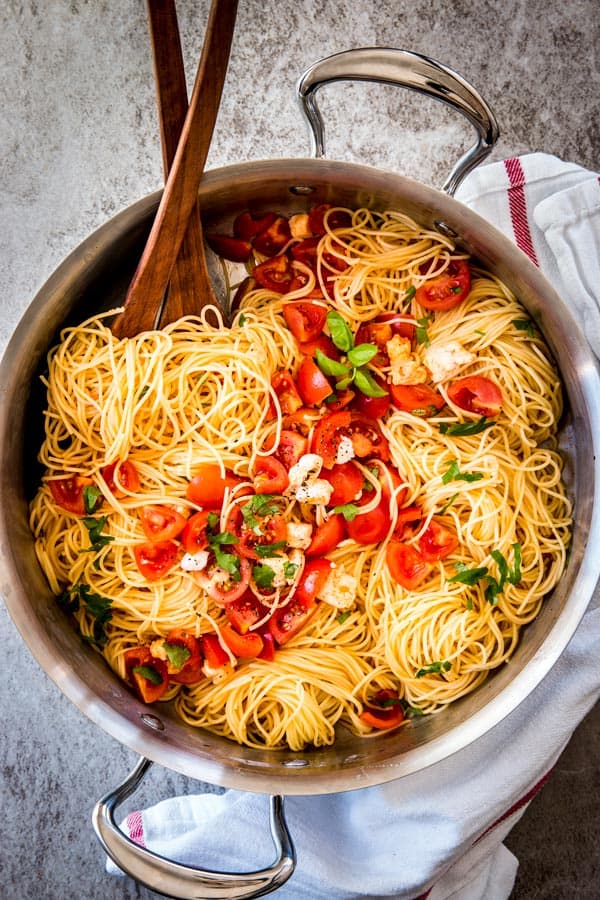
xmin=333 ymin=502 xmax=360 ymax=522
xmin=512 ymin=318 xmax=535 ymax=337
xmin=327 ymin=310 xmax=354 ymax=352
xmin=335 ymin=374 xmax=354 ymax=390
xmin=441 ymin=459 xmax=484 ymax=485
xmin=440 ymin=417 xmax=495 ymax=436
xmin=353 ymin=367 xmax=389 ymax=398
xmin=439 ymin=492 xmax=458 ymax=514
xmin=315 ymin=348 xmax=351 ymax=378
xmin=336 ymin=610 xmax=351 ymax=624
xmin=415 ymin=316 xmax=431 ymax=346
xmin=254 ymin=540 xmax=287 ymax=558
xmin=252 ymin=563 xmax=276 ymax=589
xmin=83 ymin=485 xmax=102 ymax=514
xmin=133 ymin=664 xmax=163 ymax=685
xmin=238 ymin=313 xmax=247 ymax=326
xmin=207 ymin=512 xmax=220 ymax=531
xmin=416 ymin=660 xmax=451 ymax=678
xmin=403 ymin=285 xmax=416 ymax=307
xmin=347 ymin=343 xmax=378 ymax=367
xmin=163 ymin=642 xmax=191 ymax=669
xmin=284 ymin=561 xmax=298 ymax=579
xmin=448 ymin=562 xmax=489 ymax=585
xmin=81 ymin=516 xmax=114 ymax=553
xmin=58 ymin=582 xmax=112 ymax=646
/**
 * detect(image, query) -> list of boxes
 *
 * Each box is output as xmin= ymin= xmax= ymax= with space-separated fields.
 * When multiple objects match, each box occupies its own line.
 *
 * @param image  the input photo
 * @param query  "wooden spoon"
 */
xmin=111 ymin=0 xmax=238 ymax=339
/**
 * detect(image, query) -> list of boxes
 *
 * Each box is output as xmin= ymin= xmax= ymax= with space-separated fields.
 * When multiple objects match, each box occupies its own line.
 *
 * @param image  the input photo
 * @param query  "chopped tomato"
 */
xmin=181 ymin=510 xmax=212 ymax=554
xmin=295 ymin=557 xmax=334 ymax=605
xmin=345 ymin=500 xmax=391 ymax=544
xmin=269 ymin=561 xmax=331 ymax=645
xmin=139 ymin=505 xmax=187 ymax=543
xmin=133 ymin=540 xmax=179 ymax=581
xmin=389 ymin=382 xmax=445 ymax=416
xmin=322 ymin=461 xmax=364 ymax=506
xmin=360 ymin=690 xmax=404 ymax=730
xmin=258 ymin=630 xmax=276 ymax=661
xmin=194 ymin=555 xmax=252 ymax=604
xmin=200 ymin=632 xmax=230 ymax=670
xmin=101 ymin=460 xmax=140 ymax=497
xmin=233 ymin=210 xmax=277 ymax=240
xmin=252 ymin=216 xmax=291 ymax=256
xmin=220 ymin=623 xmax=264 ymax=659
xmin=163 ymin=629 xmax=203 ymax=684
xmin=238 ymin=512 xmax=287 ymax=559
xmin=447 ymin=376 xmax=503 ymax=416
xmin=274 ymin=428 xmax=309 ymax=468
xmin=298 ymin=333 xmax=340 ymax=361
xmin=186 ymin=464 xmax=241 ymax=509
xmin=418 ymin=518 xmax=459 ymax=562
xmin=308 ymin=204 xmax=352 ymax=235
xmin=124 ymin=647 xmax=169 ymax=703
xmin=323 ymin=389 xmax=355 ymax=412
xmin=48 ymin=474 xmax=94 ymax=515
xmin=225 ymin=594 xmax=267 ymax=633
xmin=386 ymin=541 xmax=433 ymax=590
xmin=306 ymin=514 xmax=345 ymax=556
xmin=376 ymin=312 xmax=416 ymax=342
xmin=254 ymin=254 xmax=295 ymax=293
xmin=290 ymin=236 xmax=320 ymax=269
xmin=296 ymin=356 xmax=334 ymax=406
xmin=311 ymin=410 xmax=352 ymax=468
xmin=352 ymin=376 xmax=390 ymax=419
xmin=283 ymin=301 xmax=327 ymax=343
xmin=415 ymin=259 xmax=471 ymax=311
xmin=394 ymin=505 xmax=423 ymax=539
xmin=270 ymin=371 xmax=303 ymax=416
xmin=253 ymin=457 xmax=289 ymax=494
xmin=347 ymin=413 xmax=390 ymax=461
xmin=205 ymin=233 xmax=252 ymax=262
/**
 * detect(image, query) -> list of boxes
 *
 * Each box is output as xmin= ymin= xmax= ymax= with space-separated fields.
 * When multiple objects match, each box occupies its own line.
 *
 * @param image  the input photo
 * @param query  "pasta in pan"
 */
xmin=29 ymin=205 xmax=571 ymax=750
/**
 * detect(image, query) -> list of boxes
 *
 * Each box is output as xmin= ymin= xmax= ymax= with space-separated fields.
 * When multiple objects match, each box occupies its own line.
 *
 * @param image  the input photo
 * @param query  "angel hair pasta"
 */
xmin=29 ymin=204 xmax=571 ymax=750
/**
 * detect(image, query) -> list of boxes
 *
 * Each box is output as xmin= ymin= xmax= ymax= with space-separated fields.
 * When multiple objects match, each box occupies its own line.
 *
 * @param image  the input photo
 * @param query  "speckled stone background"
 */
xmin=1 ymin=2 xmax=598 ymax=899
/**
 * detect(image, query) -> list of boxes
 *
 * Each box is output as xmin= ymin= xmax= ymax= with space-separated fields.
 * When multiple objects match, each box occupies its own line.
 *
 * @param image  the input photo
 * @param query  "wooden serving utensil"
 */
xmin=111 ymin=0 xmax=238 ymax=339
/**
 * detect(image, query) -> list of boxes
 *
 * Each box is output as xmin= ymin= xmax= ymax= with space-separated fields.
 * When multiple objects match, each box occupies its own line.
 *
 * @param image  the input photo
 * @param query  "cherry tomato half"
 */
xmin=139 ymin=505 xmax=187 ymax=543
xmin=389 ymin=383 xmax=445 ymax=416
xmin=306 ymin=514 xmax=345 ymax=556
xmin=200 ymin=632 xmax=230 ymax=670
xmin=322 ymin=461 xmax=364 ymax=506
xmin=418 ymin=518 xmax=459 ymax=562
xmin=296 ymin=356 xmax=334 ymax=406
xmin=308 ymin=204 xmax=352 ymax=236
xmin=345 ymin=500 xmax=391 ymax=545
xmin=186 ymin=464 xmax=241 ymax=509
xmin=133 ymin=541 xmax=179 ymax=581
xmin=48 ymin=474 xmax=94 ymax=515
xmin=415 ymin=259 xmax=471 ymax=312
xmin=352 ymin=375 xmax=390 ymax=419
xmin=101 ymin=460 xmax=140 ymax=497
xmin=206 ymin=233 xmax=252 ymax=263
xmin=194 ymin=555 xmax=252 ymax=605
xmin=238 ymin=513 xmax=287 ymax=559
xmin=269 ymin=560 xmax=332 ymax=645
xmin=270 ymin=371 xmax=303 ymax=416
xmin=253 ymin=457 xmax=289 ymax=494
xmin=181 ymin=510 xmax=212 ymax=555
xmin=252 ymin=216 xmax=291 ymax=256
xmin=220 ymin=623 xmax=264 ymax=659
xmin=233 ymin=210 xmax=277 ymax=240
xmin=124 ymin=646 xmax=169 ymax=703
xmin=298 ymin=333 xmax=340 ymax=361
xmin=311 ymin=411 xmax=352 ymax=469
xmin=359 ymin=689 xmax=405 ymax=730
xmin=274 ymin=428 xmax=309 ymax=468
xmin=283 ymin=301 xmax=327 ymax=343
xmin=386 ymin=541 xmax=433 ymax=590
xmin=254 ymin=254 xmax=295 ymax=293
xmin=447 ymin=376 xmax=503 ymax=417
xmin=225 ymin=593 xmax=267 ymax=634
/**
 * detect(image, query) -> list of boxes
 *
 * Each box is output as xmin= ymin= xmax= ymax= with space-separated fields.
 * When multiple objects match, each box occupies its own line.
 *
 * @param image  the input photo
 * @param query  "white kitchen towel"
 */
xmin=106 ymin=153 xmax=600 ymax=899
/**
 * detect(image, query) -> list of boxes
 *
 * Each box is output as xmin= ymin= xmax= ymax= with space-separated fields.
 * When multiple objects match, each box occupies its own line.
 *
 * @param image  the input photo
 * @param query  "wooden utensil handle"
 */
xmin=112 ymin=0 xmax=237 ymax=338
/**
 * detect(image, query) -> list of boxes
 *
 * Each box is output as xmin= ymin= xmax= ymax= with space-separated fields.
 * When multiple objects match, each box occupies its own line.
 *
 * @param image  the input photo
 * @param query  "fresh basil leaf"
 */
xmin=335 ymin=374 xmax=354 ymax=391
xmin=327 ymin=310 xmax=354 ymax=352
xmin=333 ymin=502 xmax=360 ymax=522
xmin=347 ymin=343 xmax=378 ymax=367
xmin=448 ymin=563 xmax=489 ymax=585
xmin=441 ymin=459 xmax=484 ymax=484
xmin=353 ymin=367 xmax=389 ymax=398
xmin=207 ymin=511 xmax=220 ymax=531
xmin=254 ymin=540 xmax=287 ymax=558
xmin=284 ymin=561 xmax=298 ymax=579
xmin=439 ymin=492 xmax=458 ymax=514
xmin=336 ymin=610 xmax=351 ymax=624
xmin=213 ymin=547 xmax=241 ymax=579
xmin=209 ymin=531 xmax=238 ymax=546
xmin=81 ymin=515 xmax=114 ymax=553
xmin=509 ymin=542 xmax=522 ymax=584
xmin=403 ymin=285 xmax=416 ymax=307
xmin=133 ymin=665 xmax=163 ymax=685
xmin=415 ymin=316 xmax=431 ymax=346
xmin=512 ymin=318 xmax=535 ymax=337
xmin=252 ymin=563 xmax=276 ymax=588
xmin=315 ymin=348 xmax=350 ymax=378
xmin=440 ymin=417 xmax=495 ymax=436
xmin=416 ymin=660 xmax=451 ymax=678
xmin=83 ymin=485 xmax=102 ymax=514
xmin=238 ymin=313 xmax=247 ymax=326
xmin=163 ymin=642 xmax=191 ymax=668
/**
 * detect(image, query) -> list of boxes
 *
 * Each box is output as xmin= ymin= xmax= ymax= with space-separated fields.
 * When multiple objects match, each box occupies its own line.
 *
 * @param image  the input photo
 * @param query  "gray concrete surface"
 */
xmin=1 ymin=1 xmax=598 ymax=898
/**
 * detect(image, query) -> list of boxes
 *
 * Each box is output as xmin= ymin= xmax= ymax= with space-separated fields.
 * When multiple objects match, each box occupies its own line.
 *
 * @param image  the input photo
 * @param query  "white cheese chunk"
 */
xmin=286 ymin=521 xmax=313 ymax=549
xmin=289 ymin=213 xmax=312 ymax=239
xmin=386 ymin=335 xmax=428 ymax=385
xmin=335 ymin=435 xmax=355 ymax=464
xmin=286 ymin=453 xmax=333 ymax=504
xmin=180 ymin=550 xmax=209 ymax=572
xmin=319 ymin=566 xmax=358 ymax=609
xmin=423 ymin=341 xmax=476 ymax=383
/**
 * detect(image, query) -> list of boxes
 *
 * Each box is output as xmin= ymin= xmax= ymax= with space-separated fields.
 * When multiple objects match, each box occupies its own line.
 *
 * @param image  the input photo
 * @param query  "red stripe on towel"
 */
xmin=504 ymin=157 xmax=539 ymax=266
xmin=126 ymin=810 xmax=146 ymax=848
xmin=476 ymin=767 xmax=554 ymax=843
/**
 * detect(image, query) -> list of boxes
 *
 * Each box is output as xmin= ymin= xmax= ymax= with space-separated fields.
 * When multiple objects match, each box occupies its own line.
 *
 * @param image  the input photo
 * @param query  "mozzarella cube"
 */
xmin=424 ymin=341 xmax=476 ymax=383
xmin=319 ymin=566 xmax=358 ymax=609
xmin=286 ymin=522 xmax=313 ymax=549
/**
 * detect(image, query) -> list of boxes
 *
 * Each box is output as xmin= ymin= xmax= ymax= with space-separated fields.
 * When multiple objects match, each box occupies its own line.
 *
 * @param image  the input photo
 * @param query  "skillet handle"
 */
xmin=92 ymin=756 xmax=295 ymax=899
xmin=296 ymin=47 xmax=499 ymax=195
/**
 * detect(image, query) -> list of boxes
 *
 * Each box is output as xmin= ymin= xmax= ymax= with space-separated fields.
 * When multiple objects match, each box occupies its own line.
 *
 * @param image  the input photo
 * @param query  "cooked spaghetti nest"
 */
xmin=29 ymin=206 xmax=572 ymax=750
